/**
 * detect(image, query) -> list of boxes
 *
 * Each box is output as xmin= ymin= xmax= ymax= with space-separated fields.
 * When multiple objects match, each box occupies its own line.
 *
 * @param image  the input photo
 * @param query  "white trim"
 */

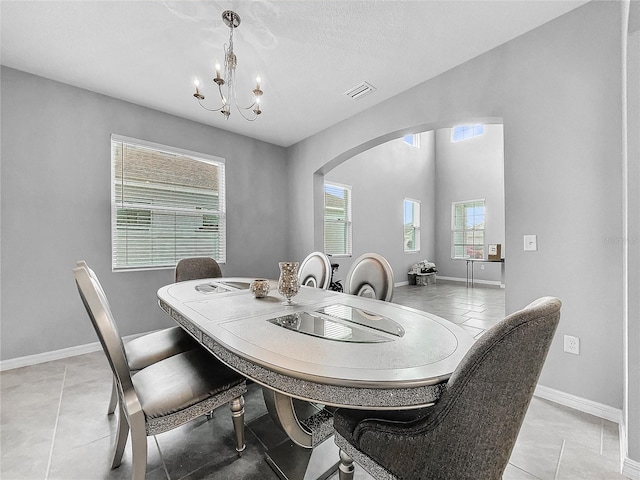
xmin=534 ymin=384 xmax=623 ymax=424
xmin=434 ymin=275 xmax=467 ymax=283
xmin=436 ymin=275 xmax=503 ymax=287
xmin=0 ymin=343 xmax=102 ymax=371
xmin=395 ymin=281 xmax=409 ymax=287
xmin=0 ymin=332 xmax=150 ymax=372
xmin=623 ymin=457 xmax=640 ymax=480
xmin=111 ymin=134 xmax=225 ymax=165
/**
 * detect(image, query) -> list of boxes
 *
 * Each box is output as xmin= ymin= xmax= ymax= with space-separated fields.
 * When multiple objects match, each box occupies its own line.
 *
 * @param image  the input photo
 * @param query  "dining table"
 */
xmin=157 ymin=277 xmax=475 ymax=480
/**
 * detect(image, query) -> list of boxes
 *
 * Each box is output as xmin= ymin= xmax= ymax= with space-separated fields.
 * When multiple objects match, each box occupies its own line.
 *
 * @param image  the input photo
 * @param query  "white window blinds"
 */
xmin=111 ymin=135 xmax=226 ymax=271
xmin=324 ymin=182 xmax=352 ymax=256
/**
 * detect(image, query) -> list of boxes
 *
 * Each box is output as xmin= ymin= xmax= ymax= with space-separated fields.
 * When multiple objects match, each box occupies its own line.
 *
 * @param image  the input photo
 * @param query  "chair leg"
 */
xmin=229 ymin=396 xmax=246 ymax=456
xmin=107 ymin=376 xmax=117 ymax=415
xmin=338 ymin=449 xmax=355 ymax=480
xmin=129 ymin=412 xmax=148 ymax=480
xmin=111 ymin=401 xmax=129 ymax=469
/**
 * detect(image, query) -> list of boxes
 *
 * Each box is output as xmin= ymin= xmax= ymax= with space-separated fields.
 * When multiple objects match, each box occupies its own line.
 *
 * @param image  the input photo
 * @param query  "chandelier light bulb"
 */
xmin=193 ymin=78 xmax=204 ymax=100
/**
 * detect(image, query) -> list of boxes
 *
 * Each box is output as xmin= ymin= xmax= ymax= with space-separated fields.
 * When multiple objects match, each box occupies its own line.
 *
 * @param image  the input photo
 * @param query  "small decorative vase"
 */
xmin=278 ymin=262 xmax=300 ymax=305
xmin=250 ymin=279 xmax=271 ymax=298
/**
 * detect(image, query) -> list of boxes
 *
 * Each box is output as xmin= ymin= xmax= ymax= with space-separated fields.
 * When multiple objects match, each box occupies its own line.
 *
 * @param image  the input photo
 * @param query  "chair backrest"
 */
xmin=175 ymin=257 xmax=222 ymax=282
xmin=364 ymin=296 xmax=561 ymax=479
xmin=73 ymin=265 xmax=135 ymax=398
xmin=345 ymin=253 xmax=394 ymax=301
xmin=298 ymin=251 xmax=332 ymax=289
xmin=77 ymin=260 xmax=110 ymax=304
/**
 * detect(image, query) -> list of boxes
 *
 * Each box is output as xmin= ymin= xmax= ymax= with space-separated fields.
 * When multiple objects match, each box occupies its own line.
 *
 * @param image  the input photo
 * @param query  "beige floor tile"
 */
xmin=556 ymin=439 xmax=627 ymax=479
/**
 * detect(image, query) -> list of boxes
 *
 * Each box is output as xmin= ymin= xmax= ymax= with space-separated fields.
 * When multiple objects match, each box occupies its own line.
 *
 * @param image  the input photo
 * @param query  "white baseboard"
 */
xmin=437 ymin=275 xmax=503 ymax=287
xmin=534 ymin=384 xmax=623 ymax=424
xmin=623 ymin=457 xmax=640 ymax=480
xmin=397 ymin=277 xmax=503 ymax=288
xmin=0 ymin=332 xmax=149 ymax=372
xmin=434 ymin=275 xmax=466 ymax=283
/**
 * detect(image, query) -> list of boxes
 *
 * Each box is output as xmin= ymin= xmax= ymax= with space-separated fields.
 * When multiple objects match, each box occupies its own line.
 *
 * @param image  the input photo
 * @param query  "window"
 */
xmin=452 ymin=200 xmax=485 ymax=259
xmin=403 ymin=199 xmax=420 ymax=252
xmin=324 ymin=182 xmax=352 ymax=256
xmin=403 ymin=134 xmax=420 ymax=148
xmin=452 ymin=124 xmax=484 ymax=142
xmin=111 ymin=135 xmax=226 ymax=271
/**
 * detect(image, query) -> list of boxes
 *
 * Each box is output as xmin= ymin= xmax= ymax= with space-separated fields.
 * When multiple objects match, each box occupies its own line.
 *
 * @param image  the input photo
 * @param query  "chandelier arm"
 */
xmin=231 ymin=84 xmax=257 ymax=111
xmin=197 ymin=99 xmax=225 ymax=113
xmin=218 ymin=82 xmax=229 ymax=106
xmin=234 ymin=107 xmax=259 ymax=121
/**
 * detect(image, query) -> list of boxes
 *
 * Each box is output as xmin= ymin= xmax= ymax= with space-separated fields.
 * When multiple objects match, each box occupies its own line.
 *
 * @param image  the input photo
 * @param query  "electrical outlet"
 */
xmin=524 ymin=234 xmax=538 ymax=251
xmin=564 ymin=335 xmax=580 ymax=355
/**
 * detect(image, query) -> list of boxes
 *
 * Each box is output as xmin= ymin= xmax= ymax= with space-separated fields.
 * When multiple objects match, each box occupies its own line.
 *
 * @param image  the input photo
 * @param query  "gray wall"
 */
xmin=434 ymin=124 xmax=505 ymax=284
xmin=325 ymin=132 xmax=436 ymax=284
xmin=0 ymin=66 xmax=289 ymax=360
xmin=287 ymin=0 xmax=625 ymax=411
xmin=625 ymin=5 xmax=640 ymax=466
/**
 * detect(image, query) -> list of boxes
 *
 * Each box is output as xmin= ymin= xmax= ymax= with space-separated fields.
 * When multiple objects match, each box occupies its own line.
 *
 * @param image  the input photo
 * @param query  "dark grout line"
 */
xmin=553 ymin=439 xmax=566 ymax=480
xmin=45 ymin=366 xmax=67 ymax=480
xmin=155 ymin=435 xmax=172 ymax=480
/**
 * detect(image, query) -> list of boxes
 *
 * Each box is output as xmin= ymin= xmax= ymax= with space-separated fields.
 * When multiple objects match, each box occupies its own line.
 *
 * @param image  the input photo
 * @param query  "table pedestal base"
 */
xmin=266 ymin=436 xmax=339 ymax=480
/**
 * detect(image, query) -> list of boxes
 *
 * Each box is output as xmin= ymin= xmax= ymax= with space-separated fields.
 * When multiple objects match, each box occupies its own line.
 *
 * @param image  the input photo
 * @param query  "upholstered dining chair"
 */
xmin=74 ymin=265 xmax=247 ymax=480
xmin=175 ymin=256 xmax=223 ymax=282
xmin=76 ymin=261 xmax=197 ymax=415
xmin=298 ymin=251 xmax=332 ymax=289
xmin=332 ymin=296 xmax=561 ymax=480
xmin=345 ymin=253 xmax=394 ymax=302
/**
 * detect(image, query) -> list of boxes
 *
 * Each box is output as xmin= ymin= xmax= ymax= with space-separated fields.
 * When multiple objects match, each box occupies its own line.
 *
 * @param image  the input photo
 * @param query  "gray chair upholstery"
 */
xmin=76 ymin=261 xmax=197 ymax=415
xmin=175 ymin=256 xmax=222 ymax=282
xmin=73 ymin=265 xmax=247 ymax=480
xmin=345 ymin=253 xmax=394 ymax=302
xmin=333 ymin=296 xmax=562 ymax=480
xmin=298 ymin=251 xmax=332 ymax=289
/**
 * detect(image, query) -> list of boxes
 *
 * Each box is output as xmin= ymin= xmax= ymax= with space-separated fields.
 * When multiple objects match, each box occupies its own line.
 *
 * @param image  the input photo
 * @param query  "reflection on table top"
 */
xmin=158 ymin=277 xmax=475 ymax=409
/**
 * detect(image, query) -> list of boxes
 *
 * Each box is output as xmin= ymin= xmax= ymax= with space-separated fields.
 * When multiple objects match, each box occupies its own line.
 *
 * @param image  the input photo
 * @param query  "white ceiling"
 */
xmin=1 ymin=0 xmax=589 ymax=147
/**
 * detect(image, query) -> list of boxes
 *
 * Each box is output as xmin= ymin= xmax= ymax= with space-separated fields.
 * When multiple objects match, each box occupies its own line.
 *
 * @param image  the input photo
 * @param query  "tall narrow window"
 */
xmin=451 ymin=200 xmax=485 ymax=259
xmin=111 ymin=135 xmax=226 ymax=271
xmin=403 ymin=199 xmax=420 ymax=252
xmin=324 ymin=182 xmax=352 ymax=256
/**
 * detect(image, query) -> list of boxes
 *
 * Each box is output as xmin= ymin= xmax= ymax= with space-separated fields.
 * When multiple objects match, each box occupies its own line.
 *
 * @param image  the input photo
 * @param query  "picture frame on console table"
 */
xmin=488 ymin=244 xmax=502 ymax=261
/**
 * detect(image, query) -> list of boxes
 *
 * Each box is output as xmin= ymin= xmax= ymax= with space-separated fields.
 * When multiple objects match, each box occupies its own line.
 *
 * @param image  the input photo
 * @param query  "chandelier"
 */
xmin=192 ymin=10 xmax=263 ymax=121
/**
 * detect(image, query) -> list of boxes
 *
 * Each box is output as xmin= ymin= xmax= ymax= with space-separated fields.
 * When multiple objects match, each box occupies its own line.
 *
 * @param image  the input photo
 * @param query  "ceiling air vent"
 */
xmin=344 ymin=81 xmax=376 ymax=100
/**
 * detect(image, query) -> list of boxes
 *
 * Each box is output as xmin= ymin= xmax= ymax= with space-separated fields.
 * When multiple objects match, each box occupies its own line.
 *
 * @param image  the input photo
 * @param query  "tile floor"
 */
xmin=0 ymin=281 xmax=626 ymax=479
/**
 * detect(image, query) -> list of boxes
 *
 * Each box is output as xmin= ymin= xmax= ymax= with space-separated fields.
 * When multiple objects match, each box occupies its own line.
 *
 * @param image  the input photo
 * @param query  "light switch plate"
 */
xmin=524 ymin=235 xmax=537 ymax=251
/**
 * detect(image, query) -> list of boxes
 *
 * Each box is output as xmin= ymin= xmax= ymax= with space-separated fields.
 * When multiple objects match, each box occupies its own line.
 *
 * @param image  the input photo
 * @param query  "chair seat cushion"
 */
xmin=133 ymin=348 xmax=245 ymax=419
xmin=125 ymin=326 xmax=197 ymax=371
xmin=333 ymin=406 xmax=431 ymax=447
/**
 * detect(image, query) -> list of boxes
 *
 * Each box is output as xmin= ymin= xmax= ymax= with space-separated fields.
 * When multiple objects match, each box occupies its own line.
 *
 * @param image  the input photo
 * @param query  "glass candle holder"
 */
xmin=277 ymin=262 xmax=300 ymax=305
xmin=250 ymin=279 xmax=271 ymax=298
